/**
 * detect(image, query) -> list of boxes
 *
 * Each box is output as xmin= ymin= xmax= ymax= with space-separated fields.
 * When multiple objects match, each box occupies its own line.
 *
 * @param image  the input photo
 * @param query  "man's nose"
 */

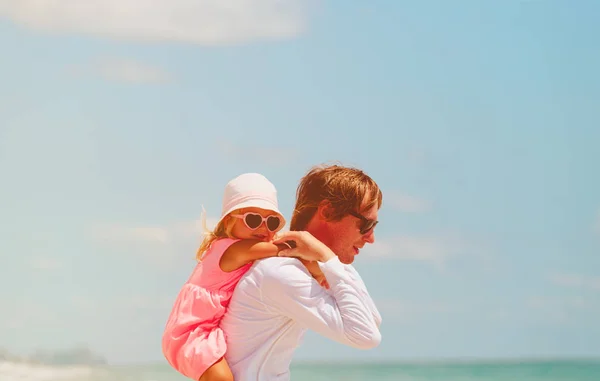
xmin=363 ymin=229 xmax=375 ymax=244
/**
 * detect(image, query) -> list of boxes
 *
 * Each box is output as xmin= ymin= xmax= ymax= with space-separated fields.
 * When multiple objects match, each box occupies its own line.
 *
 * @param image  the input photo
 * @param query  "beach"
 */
xmin=2 ymin=359 xmax=599 ymax=381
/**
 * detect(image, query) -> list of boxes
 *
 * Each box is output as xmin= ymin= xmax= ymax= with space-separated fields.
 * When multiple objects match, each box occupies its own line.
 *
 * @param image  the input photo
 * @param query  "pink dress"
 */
xmin=162 ymin=237 xmax=251 ymax=380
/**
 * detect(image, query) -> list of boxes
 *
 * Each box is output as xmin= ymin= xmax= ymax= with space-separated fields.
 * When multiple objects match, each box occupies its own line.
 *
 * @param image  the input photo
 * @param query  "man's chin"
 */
xmin=338 ymin=255 xmax=355 ymax=265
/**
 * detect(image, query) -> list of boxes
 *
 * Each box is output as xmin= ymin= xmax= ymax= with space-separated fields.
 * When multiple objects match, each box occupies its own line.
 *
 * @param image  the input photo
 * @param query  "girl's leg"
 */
xmin=198 ymin=357 xmax=234 ymax=381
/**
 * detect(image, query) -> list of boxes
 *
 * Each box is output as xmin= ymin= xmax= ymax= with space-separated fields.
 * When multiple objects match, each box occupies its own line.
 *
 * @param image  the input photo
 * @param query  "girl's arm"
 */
xmin=219 ymin=239 xmax=291 ymax=272
xmin=301 ymin=259 xmax=330 ymax=289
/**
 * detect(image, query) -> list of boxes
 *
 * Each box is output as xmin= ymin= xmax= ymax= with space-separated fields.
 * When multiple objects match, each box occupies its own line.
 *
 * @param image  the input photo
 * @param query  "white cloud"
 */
xmin=1 ymin=300 xmax=58 ymax=330
xmin=529 ymin=273 xmax=600 ymax=324
xmin=83 ymin=215 xmax=223 ymax=270
xmin=88 ymin=224 xmax=171 ymax=244
xmin=376 ymin=298 xmax=457 ymax=323
xmin=386 ymin=192 xmax=431 ymax=213
xmin=528 ymin=295 xmax=592 ymax=310
xmin=86 ymin=214 xmax=220 ymax=246
xmin=216 ymin=140 xmax=301 ymax=167
xmin=70 ymin=58 xmax=173 ymax=84
xmin=364 ymin=233 xmax=469 ymax=269
xmin=0 ymin=0 xmax=312 ymax=45
xmin=71 ymin=293 xmax=172 ymax=313
xmin=522 ymin=295 xmax=600 ymax=324
xmin=549 ymin=273 xmax=600 ymax=292
xmin=0 ymin=110 xmax=97 ymax=179
xmin=173 ymin=216 xmax=221 ymax=236
xmin=28 ymin=257 xmax=63 ymax=271
xmin=526 ymin=295 xmax=596 ymax=323
xmin=116 ymin=294 xmax=174 ymax=311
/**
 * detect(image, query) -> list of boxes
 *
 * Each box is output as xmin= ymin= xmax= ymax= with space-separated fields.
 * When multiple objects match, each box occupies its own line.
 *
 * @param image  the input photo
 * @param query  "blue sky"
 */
xmin=1 ymin=0 xmax=599 ymax=365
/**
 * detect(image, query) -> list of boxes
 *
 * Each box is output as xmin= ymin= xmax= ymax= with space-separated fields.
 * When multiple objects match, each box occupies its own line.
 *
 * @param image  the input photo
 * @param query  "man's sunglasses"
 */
xmin=231 ymin=212 xmax=282 ymax=232
xmin=348 ymin=211 xmax=378 ymax=234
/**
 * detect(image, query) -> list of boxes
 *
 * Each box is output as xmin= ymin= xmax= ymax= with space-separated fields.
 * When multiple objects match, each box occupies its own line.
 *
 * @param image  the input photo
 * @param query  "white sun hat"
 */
xmin=201 ymin=173 xmax=285 ymax=234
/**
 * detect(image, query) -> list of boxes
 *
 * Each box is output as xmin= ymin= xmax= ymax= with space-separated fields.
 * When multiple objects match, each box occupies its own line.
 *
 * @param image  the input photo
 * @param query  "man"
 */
xmin=220 ymin=164 xmax=382 ymax=380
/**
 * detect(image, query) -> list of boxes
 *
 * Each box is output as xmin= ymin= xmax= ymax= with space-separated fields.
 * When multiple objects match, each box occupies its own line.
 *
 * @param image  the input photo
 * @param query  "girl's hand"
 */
xmin=272 ymin=231 xmax=335 ymax=263
xmin=303 ymin=260 xmax=330 ymax=290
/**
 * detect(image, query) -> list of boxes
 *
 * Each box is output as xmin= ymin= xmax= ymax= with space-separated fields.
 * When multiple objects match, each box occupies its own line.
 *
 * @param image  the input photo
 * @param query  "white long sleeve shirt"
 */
xmin=220 ymin=256 xmax=382 ymax=381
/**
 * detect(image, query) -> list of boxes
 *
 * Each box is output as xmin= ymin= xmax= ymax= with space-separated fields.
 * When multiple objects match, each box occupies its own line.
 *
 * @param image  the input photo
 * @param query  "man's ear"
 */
xmin=316 ymin=200 xmax=333 ymax=221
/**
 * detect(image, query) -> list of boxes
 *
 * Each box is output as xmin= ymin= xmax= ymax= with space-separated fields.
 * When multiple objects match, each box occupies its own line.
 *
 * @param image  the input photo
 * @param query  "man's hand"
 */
xmin=272 ymin=231 xmax=336 ymax=263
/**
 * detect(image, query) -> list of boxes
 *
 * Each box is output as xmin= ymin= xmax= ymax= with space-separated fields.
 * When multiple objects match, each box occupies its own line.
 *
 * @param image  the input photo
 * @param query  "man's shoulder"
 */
xmin=252 ymin=256 xmax=309 ymax=273
xmin=248 ymin=257 xmax=310 ymax=282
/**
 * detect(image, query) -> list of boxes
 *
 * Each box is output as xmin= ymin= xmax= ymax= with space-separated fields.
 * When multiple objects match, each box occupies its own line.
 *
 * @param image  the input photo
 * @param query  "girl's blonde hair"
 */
xmin=195 ymin=209 xmax=238 ymax=261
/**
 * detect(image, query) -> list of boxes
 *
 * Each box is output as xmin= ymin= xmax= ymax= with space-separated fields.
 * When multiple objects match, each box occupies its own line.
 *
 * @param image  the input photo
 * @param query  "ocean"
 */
xmin=2 ymin=359 xmax=599 ymax=381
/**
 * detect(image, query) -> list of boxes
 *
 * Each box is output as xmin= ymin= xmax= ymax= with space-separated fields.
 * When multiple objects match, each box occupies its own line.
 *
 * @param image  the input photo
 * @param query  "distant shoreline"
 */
xmin=104 ymin=356 xmax=600 ymax=367
xmin=291 ymin=356 xmax=600 ymax=365
xmin=0 ymin=347 xmax=107 ymax=367
xmin=3 ymin=347 xmax=599 ymax=367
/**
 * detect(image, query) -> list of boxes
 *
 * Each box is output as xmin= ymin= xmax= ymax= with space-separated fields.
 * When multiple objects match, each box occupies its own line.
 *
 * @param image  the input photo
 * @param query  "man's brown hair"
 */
xmin=290 ymin=164 xmax=383 ymax=231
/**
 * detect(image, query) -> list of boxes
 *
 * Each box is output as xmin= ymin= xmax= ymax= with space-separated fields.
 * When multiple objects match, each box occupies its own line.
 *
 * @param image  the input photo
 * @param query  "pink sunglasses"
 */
xmin=231 ymin=212 xmax=282 ymax=232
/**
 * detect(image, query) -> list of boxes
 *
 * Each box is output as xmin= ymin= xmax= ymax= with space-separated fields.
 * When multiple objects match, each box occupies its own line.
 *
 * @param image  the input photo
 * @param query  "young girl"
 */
xmin=162 ymin=173 xmax=326 ymax=381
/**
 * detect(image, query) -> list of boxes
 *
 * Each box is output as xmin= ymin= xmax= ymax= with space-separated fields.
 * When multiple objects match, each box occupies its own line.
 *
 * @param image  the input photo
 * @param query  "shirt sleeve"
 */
xmin=260 ymin=257 xmax=382 ymax=350
xmin=345 ymin=266 xmax=382 ymax=328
